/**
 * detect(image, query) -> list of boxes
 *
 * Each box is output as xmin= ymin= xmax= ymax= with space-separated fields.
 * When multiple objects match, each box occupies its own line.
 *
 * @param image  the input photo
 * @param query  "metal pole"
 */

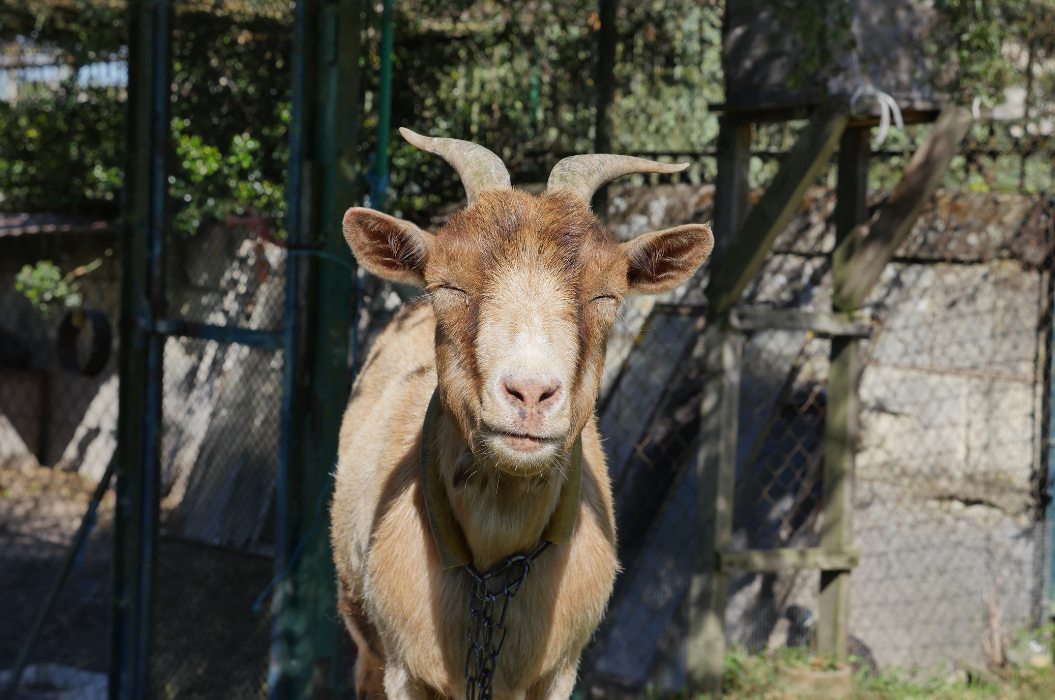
xmin=592 ymin=0 xmax=617 ymax=220
xmin=111 ymin=2 xmax=170 ymax=699
xmin=371 ymin=0 xmax=394 ymax=210
xmin=273 ymin=1 xmax=362 ymax=697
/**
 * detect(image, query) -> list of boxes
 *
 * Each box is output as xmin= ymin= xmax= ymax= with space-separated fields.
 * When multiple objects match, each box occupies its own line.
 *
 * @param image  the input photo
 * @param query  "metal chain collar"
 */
xmin=463 ymin=541 xmax=550 ymax=700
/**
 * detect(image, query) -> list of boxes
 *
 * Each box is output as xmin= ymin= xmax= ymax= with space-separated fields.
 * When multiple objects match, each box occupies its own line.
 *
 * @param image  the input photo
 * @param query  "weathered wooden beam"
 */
xmin=706 ymin=103 xmax=847 ymax=313
xmin=835 ymin=127 xmax=871 ymax=238
xmin=687 ymin=324 xmax=743 ymax=696
xmin=729 ymin=308 xmax=872 ymax=337
xmin=832 ymin=106 xmax=974 ymax=311
xmin=818 ymin=335 xmax=858 ymax=661
xmin=711 ymin=117 xmax=752 ymax=264
xmin=815 ymin=126 xmax=871 ymax=664
xmin=718 ymin=547 xmax=860 ymax=573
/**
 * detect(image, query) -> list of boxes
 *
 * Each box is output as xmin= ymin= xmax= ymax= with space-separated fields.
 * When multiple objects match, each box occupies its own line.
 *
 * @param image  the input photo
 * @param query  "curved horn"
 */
xmin=547 ymin=155 xmax=689 ymax=203
xmin=399 ymin=128 xmax=511 ymax=205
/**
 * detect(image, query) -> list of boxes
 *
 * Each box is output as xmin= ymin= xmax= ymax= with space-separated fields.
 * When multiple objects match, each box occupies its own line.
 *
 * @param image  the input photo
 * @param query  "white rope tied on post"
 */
xmin=846 ymin=50 xmax=904 ymax=147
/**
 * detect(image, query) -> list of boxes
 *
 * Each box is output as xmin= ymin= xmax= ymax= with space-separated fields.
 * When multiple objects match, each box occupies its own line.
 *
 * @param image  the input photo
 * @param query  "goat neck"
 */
xmin=433 ymin=408 xmax=568 ymax=573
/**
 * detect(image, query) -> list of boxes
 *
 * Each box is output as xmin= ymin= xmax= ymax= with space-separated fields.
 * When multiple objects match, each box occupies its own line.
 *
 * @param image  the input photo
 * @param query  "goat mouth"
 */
xmin=484 ymin=427 xmax=560 ymax=453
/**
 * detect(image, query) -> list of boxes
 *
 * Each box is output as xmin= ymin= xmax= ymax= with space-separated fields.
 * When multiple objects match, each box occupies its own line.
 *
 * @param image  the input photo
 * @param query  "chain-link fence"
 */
xmin=576 ymin=128 xmax=1055 ymax=692
xmin=1 ymin=1 xmax=292 ymax=698
xmin=1 ymin=216 xmax=121 ymax=690
xmin=3 ymin=1 xmax=1055 ymax=698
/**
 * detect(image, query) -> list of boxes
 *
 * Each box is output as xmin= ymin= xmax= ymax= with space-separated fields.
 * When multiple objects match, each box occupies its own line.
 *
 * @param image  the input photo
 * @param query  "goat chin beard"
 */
xmin=472 ymin=432 xmax=569 ymax=478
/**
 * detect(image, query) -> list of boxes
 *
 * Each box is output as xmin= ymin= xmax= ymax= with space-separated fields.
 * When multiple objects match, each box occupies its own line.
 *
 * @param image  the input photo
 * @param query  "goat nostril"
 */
xmin=501 ymin=377 xmax=562 ymax=410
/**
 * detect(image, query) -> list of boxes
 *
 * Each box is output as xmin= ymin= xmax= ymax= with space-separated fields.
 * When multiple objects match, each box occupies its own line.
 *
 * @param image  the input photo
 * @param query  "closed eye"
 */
xmin=427 ymin=284 xmax=470 ymax=307
xmin=591 ymin=294 xmax=621 ymax=304
xmin=427 ymin=283 xmax=468 ymax=295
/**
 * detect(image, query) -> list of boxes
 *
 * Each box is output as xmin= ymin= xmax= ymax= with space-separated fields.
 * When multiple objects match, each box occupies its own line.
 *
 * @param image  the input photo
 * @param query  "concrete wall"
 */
xmin=0 ymin=230 xmax=120 ymax=475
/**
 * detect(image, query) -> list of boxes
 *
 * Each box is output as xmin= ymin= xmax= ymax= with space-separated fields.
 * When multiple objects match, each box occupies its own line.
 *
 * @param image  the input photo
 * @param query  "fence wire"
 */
xmin=1 ymin=1 xmax=291 ymax=698
xmin=581 ymin=179 xmax=1055 ymax=694
xmin=2 ymin=2 xmax=1055 ymax=698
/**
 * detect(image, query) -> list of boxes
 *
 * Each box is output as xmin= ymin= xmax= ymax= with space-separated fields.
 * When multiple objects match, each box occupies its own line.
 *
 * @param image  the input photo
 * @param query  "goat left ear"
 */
xmin=620 ymin=223 xmax=713 ymax=294
xmin=343 ymin=207 xmax=434 ymax=287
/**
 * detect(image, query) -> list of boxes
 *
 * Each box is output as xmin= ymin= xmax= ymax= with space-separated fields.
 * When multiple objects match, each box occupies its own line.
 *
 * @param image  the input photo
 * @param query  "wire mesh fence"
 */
xmin=1 ymin=1 xmax=292 ymax=697
xmin=578 ymin=167 xmax=1055 ymax=694
xmin=2 ymin=1 xmax=1055 ymax=698
xmin=0 ymin=223 xmax=120 ymax=689
xmin=145 ymin=2 xmax=294 ymax=699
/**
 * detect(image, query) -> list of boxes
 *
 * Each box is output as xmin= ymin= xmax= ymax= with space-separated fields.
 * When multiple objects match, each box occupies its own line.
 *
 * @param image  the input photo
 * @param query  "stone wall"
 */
xmin=589 ymin=184 xmax=1052 ymax=681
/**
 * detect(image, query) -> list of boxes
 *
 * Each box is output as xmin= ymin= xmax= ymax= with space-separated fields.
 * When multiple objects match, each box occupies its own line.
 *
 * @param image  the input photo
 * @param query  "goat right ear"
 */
xmin=343 ymin=208 xmax=434 ymax=287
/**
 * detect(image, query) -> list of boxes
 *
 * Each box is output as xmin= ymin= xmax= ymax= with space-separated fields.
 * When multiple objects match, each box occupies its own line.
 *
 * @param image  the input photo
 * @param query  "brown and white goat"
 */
xmin=330 ymin=129 xmax=713 ymax=700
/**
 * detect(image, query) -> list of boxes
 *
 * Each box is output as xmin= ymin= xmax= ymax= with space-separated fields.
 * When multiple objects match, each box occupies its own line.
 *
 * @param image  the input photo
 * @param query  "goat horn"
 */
xmin=399 ymin=128 xmax=511 ymax=205
xmin=547 ymin=155 xmax=689 ymax=203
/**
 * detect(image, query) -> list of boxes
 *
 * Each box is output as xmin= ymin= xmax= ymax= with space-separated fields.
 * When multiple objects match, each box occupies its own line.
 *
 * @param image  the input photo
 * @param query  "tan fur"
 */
xmin=331 ymin=189 xmax=712 ymax=700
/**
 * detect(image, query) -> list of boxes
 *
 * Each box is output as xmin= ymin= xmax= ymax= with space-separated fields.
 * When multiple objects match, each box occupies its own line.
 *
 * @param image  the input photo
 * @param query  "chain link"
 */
xmin=463 ymin=541 xmax=550 ymax=700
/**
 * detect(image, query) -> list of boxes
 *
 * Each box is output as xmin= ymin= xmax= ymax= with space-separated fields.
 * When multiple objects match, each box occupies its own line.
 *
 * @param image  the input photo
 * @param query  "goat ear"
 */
xmin=620 ymin=223 xmax=713 ymax=294
xmin=343 ymin=208 xmax=435 ymax=287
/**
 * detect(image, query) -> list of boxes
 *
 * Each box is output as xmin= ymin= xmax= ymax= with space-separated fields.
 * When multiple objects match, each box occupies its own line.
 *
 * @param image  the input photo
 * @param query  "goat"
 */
xmin=331 ymin=129 xmax=713 ymax=700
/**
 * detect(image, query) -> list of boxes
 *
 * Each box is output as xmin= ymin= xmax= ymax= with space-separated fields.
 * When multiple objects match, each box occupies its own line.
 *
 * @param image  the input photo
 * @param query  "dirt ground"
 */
xmin=1 ymin=466 xmax=275 ymax=699
xmin=0 ymin=464 xmax=113 ymax=674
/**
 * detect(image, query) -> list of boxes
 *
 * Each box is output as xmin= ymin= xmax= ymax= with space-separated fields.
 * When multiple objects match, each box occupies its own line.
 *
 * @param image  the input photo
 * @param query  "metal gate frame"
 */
xmin=111 ymin=2 xmax=363 ymax=699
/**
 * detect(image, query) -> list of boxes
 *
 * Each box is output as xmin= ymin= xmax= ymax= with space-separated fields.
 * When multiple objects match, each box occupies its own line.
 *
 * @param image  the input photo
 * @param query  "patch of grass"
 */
xmin=691 ymin=647 xmax=1055 ymax=700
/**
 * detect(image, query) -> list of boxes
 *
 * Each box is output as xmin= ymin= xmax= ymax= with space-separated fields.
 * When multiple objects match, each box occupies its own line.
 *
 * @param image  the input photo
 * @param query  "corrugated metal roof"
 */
xmin=0 ymin=214 xmax=120 ymax=238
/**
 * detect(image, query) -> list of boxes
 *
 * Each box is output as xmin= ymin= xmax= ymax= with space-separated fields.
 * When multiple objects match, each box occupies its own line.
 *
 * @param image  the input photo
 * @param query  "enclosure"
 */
xmin=2 ymin=1 xmax=1055 ymax=700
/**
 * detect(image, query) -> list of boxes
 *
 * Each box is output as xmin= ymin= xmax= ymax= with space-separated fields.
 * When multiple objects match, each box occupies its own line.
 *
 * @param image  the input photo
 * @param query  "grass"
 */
xmin=653 ymin=647 xmax=1055 ymax=700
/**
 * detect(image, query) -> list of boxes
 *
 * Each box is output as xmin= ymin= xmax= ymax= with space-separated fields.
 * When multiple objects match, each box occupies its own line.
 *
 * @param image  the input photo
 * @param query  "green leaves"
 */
xmin=168 ymin=104 xmax=289 ymax=238
xmin=0 ymin=85 xmax=124 ymax=217
xmin=14 ymin=257 xmax=104 ymax=319
xmin=766 ymin=0 xmax=856 ymax=92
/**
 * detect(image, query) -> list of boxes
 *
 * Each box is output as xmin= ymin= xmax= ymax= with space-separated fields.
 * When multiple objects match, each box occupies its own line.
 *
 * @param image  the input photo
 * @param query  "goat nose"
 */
xmin=500 ymin=376 xmax=563 ymax=412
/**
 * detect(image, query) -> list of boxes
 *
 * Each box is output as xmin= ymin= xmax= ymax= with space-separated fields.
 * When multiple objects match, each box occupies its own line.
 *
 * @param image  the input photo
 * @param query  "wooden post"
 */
xmin=685 ymin=112 xmax=750 ymax=697
xmin=817 ymin=127 xmax=869 ymax=661
xmin=706 ymin=104 xmax=847 ymax=313
xmin=831 ymin=107 xmax=973 ymax=311
xmin=710 ymin=116 xmax=751 ymax=264
xmin=818 ymin=334 xmax=857 ymax=661
xmin=687 ymin=321 xmax=743 ymax=696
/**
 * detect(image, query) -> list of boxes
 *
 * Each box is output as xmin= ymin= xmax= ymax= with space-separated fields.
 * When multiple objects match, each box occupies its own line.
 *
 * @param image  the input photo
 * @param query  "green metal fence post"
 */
xmin=111 ymin=2 xmax=171 ymax=699
xmin=371 ymin=0 xmax=394 ymax=210
xmin=592 ymin=0 xmax=617 ymax=220
xmin=274 ymin=1 xmax=363 ymax=698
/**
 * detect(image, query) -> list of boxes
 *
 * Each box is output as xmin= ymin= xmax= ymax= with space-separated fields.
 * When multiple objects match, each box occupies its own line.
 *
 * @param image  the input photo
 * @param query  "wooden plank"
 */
xmin=815 ymin=126 xmax=871 ymax=664
xmin=729 ymin=308 xmax=872 ymax=336
xmin=706 ymin=103 xmax=847 ymax=313
xmin=832 ymin=106 xmax=973 ymax=311
xmin=687 ymin=324 xmax=743 ymax=696
xmin=818 ymin=336 xmax=858 ymax=661
xmin=711 ymin=118 xmax=752 ymax=264
xmin=718 ymin=547 xmax=860 ymax=573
